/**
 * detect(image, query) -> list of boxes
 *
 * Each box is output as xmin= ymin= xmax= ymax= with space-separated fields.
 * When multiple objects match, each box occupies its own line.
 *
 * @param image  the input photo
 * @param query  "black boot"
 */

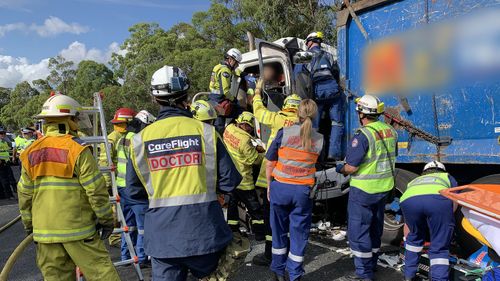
xmin=343 ymin=273 xmax=373 ymax=281
xmin=253 ymin=252 xmax=271 ymax=266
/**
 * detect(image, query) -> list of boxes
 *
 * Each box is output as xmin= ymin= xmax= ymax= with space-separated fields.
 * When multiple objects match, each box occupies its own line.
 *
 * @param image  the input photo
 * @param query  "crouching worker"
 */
xmin=127 ymin=65 xmax=242 ymax=281
xmin=18 ymin=93 xmax=119 ymax=281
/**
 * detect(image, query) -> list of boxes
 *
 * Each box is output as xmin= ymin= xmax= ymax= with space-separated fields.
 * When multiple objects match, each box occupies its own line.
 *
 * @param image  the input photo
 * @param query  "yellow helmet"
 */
xmin=190 ymin=100 xmax=217 ymax=121
xmin=306 ymin=31 xmax=324 ymax=43
xmin=283 ymin=94 xmax=302 ymax=111
xmin=236 ymin=111 xmax=255 ymax=128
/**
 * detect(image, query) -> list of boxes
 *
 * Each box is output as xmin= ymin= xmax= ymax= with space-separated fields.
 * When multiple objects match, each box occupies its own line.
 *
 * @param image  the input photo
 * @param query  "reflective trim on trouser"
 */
xmin=347 ymin=187 xmax=387 ymax=280
xmin=270 ymin=181 xmax=312 ymax=281
xmin=400 ymin=195 xmax=454 ymax=281
xmin=272 ymin=247 xmax=287 ymax=255
xmin=405 ymin=244 xmax=424 ymax=253
xmin=36 ymin=233 xmax=120 ymax=281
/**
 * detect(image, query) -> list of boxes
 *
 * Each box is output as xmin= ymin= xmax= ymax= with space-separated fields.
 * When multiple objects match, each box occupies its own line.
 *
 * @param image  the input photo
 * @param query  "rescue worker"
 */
xmin=191 ymin=100 xmax=218 ymax=125
xmin=0 ymin=127 xmax=14 ymax=199
xmin=400 ymin=161 xmax=457 ymax=281
xmin=191 ymin=101 xmax=252 ymax=281
xmin=223 ymin=111 xmax=265 ymax=239
xmin=16 ymin=127 xmax=36 ymax=155
xmin=116 ymin=110 xmax=156 ymax=265
xmin=303 ymin=31 xmax=343 ymax=162
xmin=252 ymin=79 xmax=301 ymax=266
xmin=209 ymin=48 xmax=243 ymax=133
xmin=14 ymin=130 xmax=26 ymax=155
xmin=266 ymin=99 xmax=323 ymax=281
xmin=99 ymin=107 xmax=136 ymax=247
xmin=127 ymin=65 xmax=242 ymax=281
xmin=336 ymin=95 xmax=397 ymax=281
xmin=17 ymin=94 xmax=119 ymax=281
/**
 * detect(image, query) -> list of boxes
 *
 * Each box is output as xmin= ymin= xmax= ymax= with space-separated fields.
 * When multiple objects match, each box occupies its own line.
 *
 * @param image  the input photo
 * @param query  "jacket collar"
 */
xmin=157 ymin=106 xmax=193 ymax=121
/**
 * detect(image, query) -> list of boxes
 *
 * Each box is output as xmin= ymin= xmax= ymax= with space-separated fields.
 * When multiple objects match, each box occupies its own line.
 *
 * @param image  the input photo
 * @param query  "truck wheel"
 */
xmin=455 ymin=174 xmax=500 ymax=256
xmin=382 ymin=168 xmax=418 ymax=245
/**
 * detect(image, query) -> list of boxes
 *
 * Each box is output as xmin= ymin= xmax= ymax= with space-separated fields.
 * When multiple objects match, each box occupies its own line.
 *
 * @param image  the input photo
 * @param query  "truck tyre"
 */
xmin=454 ymin=174 xmax=500 ymax=256
xmin=382 ymin=168 xmax=418 ymax=245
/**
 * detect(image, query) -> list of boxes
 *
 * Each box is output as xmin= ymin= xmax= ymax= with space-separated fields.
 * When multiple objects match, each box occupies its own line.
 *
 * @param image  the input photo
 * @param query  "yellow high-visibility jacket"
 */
xmin=18 ymin=123 xmax=113 ymax=243
xmin=253 ymin=95 xmax=298 ymax=187
xmin=223 ymin=124 xmax=263 ymax=190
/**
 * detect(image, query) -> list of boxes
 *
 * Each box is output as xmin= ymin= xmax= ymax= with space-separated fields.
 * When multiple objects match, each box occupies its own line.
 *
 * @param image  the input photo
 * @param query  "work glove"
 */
xmin=335 ymin=163 xmax=345 ymax=174
xmin=97 ymin=223 xmax=114 ymax=240
xmin=255 ymin=79 xmax=264 ymax=96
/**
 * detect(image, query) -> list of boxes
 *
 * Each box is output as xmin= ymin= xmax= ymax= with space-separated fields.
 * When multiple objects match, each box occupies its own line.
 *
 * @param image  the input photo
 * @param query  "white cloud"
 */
xmin=0 ymin=17 xmax=89 ymax=38
xmin=30 ymin=16 xmax=89 ymax=37
xmin=0 ymin=41 xmax=124 ymax=88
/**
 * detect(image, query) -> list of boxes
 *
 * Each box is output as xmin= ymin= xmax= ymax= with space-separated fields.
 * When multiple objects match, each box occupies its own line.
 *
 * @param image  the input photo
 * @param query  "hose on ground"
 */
xmin=0 ymin=214 xmax=21 ymax=234
xmin=0 ymin=233 xmax=34 ymax=281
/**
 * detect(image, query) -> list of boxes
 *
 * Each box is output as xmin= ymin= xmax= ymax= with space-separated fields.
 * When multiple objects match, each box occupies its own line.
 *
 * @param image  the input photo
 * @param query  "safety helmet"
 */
xmin=355 ymin=95 xmax=385 ymax=115
xmin=36 ymin=94 xmax=82 ymax=118
xmin=151 ymin=65 xmax=190 ymax=99
xmin=423 ymin=161 xmax=446 ymax=172
xmin=306 ymin=31 xmax=324 ymax=44
xmin=111 ymin=108 xmax=136 ymax=124
xmin=190 ymin=100 xmax=217 ymax=122
xmin=283 ymin=94 xmax=302 ymax=111
xmin=225 ymin=48 xmax=242 ymax=63
xmin=0 ymin=127 xmax=5 ymax=133
xmin=21 ymin=127 xmax=35 ymax=134
xmin=134 ymin=110 xmax=156 ymax=125
xmin=236 ymin=111 xmax=255 ymax=128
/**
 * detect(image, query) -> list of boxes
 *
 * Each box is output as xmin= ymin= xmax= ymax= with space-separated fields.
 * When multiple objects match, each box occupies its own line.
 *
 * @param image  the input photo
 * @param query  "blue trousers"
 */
xmin=119 ymin=188 xmax=137 ymax=261
xmin=348 ymin=187 xmax=388 ymax=279
xmin=151 ymin=251 xmax=223 ymax=281
xmin=131 ymin=204 xmax=148 ymax=262
xmin=313 ymin=93 xmax=345 ymax=160
xmin=270 ymin=181 xmax=313 ymax=281
xmin=401 ymin=195 xmax=454 ymax=281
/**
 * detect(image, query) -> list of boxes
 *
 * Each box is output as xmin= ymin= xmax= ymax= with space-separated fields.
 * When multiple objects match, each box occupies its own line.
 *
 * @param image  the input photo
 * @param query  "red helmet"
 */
xmin=111 ymin=108 xmax=136 ymax=124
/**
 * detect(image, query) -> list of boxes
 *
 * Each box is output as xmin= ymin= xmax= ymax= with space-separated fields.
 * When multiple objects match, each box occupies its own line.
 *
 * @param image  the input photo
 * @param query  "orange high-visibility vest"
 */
xmin=20 ymin=135 xmax=87 ymax=180
xmin=272 ymin=124 xmax=323 ymax=186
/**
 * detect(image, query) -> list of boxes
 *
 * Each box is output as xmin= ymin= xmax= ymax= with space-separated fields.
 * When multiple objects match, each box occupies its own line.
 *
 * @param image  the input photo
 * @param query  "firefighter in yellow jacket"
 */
xmin=17 ymin=94 xmax=119 ymax=281
xmin=252 ymin=79 xmax=301 ymax=266
xmin=223 ymin=111 xmax=265 ymax=240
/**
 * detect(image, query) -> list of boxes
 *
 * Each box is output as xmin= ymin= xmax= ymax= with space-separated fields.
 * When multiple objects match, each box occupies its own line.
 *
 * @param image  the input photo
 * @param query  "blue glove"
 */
xmin=336 ymin=163 xmax=345 ymax=174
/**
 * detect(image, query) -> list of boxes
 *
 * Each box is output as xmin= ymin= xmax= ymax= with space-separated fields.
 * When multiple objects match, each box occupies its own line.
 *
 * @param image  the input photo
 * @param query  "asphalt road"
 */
xmin=1 ymin=198 xmax=404 ymax=281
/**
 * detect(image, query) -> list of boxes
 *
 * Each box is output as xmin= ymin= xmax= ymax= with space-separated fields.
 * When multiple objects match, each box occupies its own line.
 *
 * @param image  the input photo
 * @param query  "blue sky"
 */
xmin=0 ymin=0 xmax=211 ymax=87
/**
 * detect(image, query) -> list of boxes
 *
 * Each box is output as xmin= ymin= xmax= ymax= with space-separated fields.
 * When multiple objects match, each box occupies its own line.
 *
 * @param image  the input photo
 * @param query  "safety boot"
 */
xmin=252 ymin=252 xmax=271 ymax=266
xmin=273 ymin=274 xmax=286 ymax=281
xmin=343 ymin=273 xmax=373 ymax=281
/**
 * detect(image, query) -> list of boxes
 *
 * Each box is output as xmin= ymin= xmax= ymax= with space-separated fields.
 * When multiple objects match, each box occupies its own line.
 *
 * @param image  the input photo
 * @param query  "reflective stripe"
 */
xmin=288 ymin=252 xmax=304 ymax=263
xmin=94 ymin=205 xmax=112 ymax=216
xmin=272 ymin=247 xmax=287 ymax=255
xmin=117 ymin=158 xmax=128 ymax=163
xmin=34 ymin=225 xmax=95 ymax=239
xmin=81 ymin=174 xmax=102 ymax=187
xmin=149 ymin=192 xmax=217 ymax=208
xmin=265 ymin=235 xmax=272 ymax=241
xmin=138 ymin=229 xmax=145 ymax=235
xmin=408 ymin=175 xmax=450 ymax=189
xmin=372 ymin=248 xmax=380 ymax=253
xmin=202 ymin=123 xmax=216 ymax=192
xmin=227 ymin=220 xmax=239 ymax=225
xmin=252 ymin=220 xmax=264 ymax=224
xmin=430 ymin=258 xmax=449 ymax=266
xmin=351 ymin=249 xmax=373 ymax=258
xmin=352 ymin=171 xmax=393 ymax=180
xmin=405 ymin=244 xmax=423 ymax=253
xmin=132 ymin=133 xmax=154 ymax=196
xmin=331 ymin=120 xmax=344 ymax=127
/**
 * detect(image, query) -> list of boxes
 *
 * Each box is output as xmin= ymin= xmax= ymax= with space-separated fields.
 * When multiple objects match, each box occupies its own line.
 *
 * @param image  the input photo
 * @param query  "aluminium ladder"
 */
xmin=78 ymin=92 xmax=144 ymax=281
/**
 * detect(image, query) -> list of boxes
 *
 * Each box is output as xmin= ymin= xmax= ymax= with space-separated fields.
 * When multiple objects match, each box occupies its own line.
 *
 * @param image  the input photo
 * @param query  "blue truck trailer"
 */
xmin=335 ymin=0 xmax=500 ymax=248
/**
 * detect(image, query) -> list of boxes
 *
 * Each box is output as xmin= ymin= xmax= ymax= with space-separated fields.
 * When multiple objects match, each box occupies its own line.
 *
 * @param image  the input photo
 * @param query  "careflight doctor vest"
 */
xmin=130 ymin=115 xmax=232 ymax=258
xmin=350 ymin=121 xmax=397 ymax=193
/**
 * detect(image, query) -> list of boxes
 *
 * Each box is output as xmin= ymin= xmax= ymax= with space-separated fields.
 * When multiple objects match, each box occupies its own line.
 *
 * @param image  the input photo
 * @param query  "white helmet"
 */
xmin=225 ymin=48 xmax=242 ymax=63
xmin=36 ymin=93 xmax=91 ymax=129
xmin=150 ymin=66 xmax=190 ymax=99
xmin=135 ymin=110 xmax=156 ymax=125
xmin=37 ymin=93 xmax=81 ymax=118
xmin=355 ymin=95 xmax=385 ymax=115
xmin=423 ymin=161 xmax=446 ymax=172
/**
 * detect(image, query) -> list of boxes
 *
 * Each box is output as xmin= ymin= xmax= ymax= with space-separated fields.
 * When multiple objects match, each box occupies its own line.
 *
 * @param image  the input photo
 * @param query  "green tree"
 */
xmin=47 ymin=55 xmax=76 ymax=94
xmin=70 ymin=60 xmax=118 ymax=106
xmin=0 ymin=82 xmax=42 ymax=129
